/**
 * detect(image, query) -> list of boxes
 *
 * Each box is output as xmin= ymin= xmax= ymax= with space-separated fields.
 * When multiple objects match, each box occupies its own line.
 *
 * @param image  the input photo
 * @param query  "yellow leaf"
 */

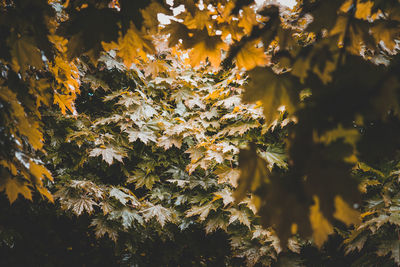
xmin=48 ymin=35 xmax=68 ymax=53
xmin=37 ymin=186 xmax=54 ymax=203
xmin=188 ymin=33 xmax=228 ymax=68
xmin=0 ymin=87 xmax=44 ymax=150
xmin=333 ymin=196 xmax=361 ymax=226
xmin=144 ymin=60 xmax=169 ymax=78
xmin=238 ymin=6 xmax=258 ymax=34
xmin=30 ymin=161 xmax=53 ymax=183
xmin=0 ymin=160 xmax=18 ymax=175
xmin=54 ymin=93 xmax=75 ymax=114
xmin=360 ymin=210 xmax=376 ymax=218
xmin=102 ymin=23 xmax=155 ymax=68
xmin=205 ymin=88 xmax=225 ymax=100
xmin=355 ymin=1 xmax=374 ymax=20
xmin=49 ymin=56 xmax=80 ymax=95
xmin=309 ymin=196 xmax=333 ymax=247
xmin=236 ymin=40 xmax=269 ymax=70
xmin=0 ymin=177 xmax=32 ymax=203
xmin=184 ymin=9 xmax=214 ymax=34
xmin=340 ymin=0 xmax=374 ymax=20
xmin=220 ymin=22 xmax=244 ymax=41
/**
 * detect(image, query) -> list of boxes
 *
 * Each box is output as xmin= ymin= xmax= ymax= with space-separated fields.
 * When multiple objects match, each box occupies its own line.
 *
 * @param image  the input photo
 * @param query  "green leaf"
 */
xmin=89 ymin=146 xmax=126 ymax=165
xmin=141 ymin=203 xmax=173 ymax=227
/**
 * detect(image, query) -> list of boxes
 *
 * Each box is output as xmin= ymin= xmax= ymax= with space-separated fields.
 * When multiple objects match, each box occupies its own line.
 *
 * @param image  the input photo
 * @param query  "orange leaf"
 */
xmin=236 ymin=40 xmax=269 ymax=70
xmin=0 ymin=178 xmax=32 ymax=203
xmin=54 ymin=93 xmax=75 ymax=114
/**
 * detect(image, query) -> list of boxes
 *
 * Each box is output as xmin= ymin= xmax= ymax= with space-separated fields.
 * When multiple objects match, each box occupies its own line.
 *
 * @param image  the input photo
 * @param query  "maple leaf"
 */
xmin=143 ymin=60 xmax=169 ymax=78
xmin=219 ymin=121 xmax=261 ymax=136
xmin=68 ymin=197 xmax=97 ymax=216
xmin=128 ymin=103 xmax=157 ymax=121
xmin=0 ymin=177 xmax=32 ymax=203
xmin=141 ymin=203 xmax=173 ymax=227
xmin=29 ymin=161 xmax=53 ymax=183
xmin=187 ymin=31 xmax=228 ymax=68
xmin=161 ymin=21 xmax=192 ymax=47
xmin=205 ymin=214 xmax=228 ymax=233
xmin=89 ymin=146 xmax=126 ymax=165
xmin=201 ymin=107 xmax=219 ymax=120
xmin=205 ymin=150 xmax=225 ymax=164
xmin=236 ymin=40 xmax=269 ymax=70
xmin=127 ymin=169 xmax=159 ymax=190
xmin=54 ymin=93 xmax=75 ymax=115
xmin=157 ymin=135 xmax=183 ymax=149
xmin=214 ymin=165 xmax=241 ymax=187
xmin=8 ymin=35 xmax=44 ymax=73
xmin=228 ymin=208 xmax=251 ymax=228
xmin=305 ymin=1 xmax=344 ymax=33
xmin=90 ymin=217 xmax=119 ymax=242
xmin=184 ymin=9 xmax=214 ymax=34
xmin=238 ymin=6 xmax=258 ymax=35
xmin=259 ymin=147 xmax=288 ymax=170
xmin=36 ymin=186 xmax=54 ymax=203
xmin=109 ymin=208 xmax=143 ymax=229
xmin=215 ymin=95 xmax=241 ymax=109
xmin=185 ymin=96 xmax=206 ymax=109
xmin=220 ymin=21 xmax=245 ymax=41
xmin=102 ymin=23 xmax=155 ymax=68
xmin=243 ymin=67 xmax=299 ymax=126
xmin=69 ymin=180 xmax=104 ymax=200
xmin=117 ymin=94 xmax=141 ymax=107
xmin=186 ymin=202 xmax=218 ymax=221
xmin=125 ymin=128 xmax=157 ymax=144
xmin=214 ymin=189 xmax=234 ymax=206
xmin=109 ymin=187 xmax=140 ymax=207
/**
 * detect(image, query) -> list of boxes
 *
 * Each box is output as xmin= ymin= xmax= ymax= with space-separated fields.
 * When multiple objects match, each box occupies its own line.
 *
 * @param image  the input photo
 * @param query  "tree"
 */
xmin=1 ymin=0 xmax=400 ymax=265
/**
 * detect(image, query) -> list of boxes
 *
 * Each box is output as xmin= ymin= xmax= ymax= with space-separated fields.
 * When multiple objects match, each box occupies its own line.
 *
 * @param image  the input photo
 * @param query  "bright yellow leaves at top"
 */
xmin=102 ymin=23 xmax=155 ymax=69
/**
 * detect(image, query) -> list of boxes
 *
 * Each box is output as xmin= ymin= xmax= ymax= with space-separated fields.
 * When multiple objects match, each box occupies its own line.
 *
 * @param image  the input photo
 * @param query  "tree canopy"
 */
xmin=1 ymin=0 xmax=400 ymax=266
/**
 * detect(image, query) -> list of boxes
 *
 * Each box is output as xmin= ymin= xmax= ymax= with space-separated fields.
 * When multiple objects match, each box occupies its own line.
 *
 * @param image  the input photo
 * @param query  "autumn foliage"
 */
xmin=1 ymin=0 xmax=400 ymax=266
